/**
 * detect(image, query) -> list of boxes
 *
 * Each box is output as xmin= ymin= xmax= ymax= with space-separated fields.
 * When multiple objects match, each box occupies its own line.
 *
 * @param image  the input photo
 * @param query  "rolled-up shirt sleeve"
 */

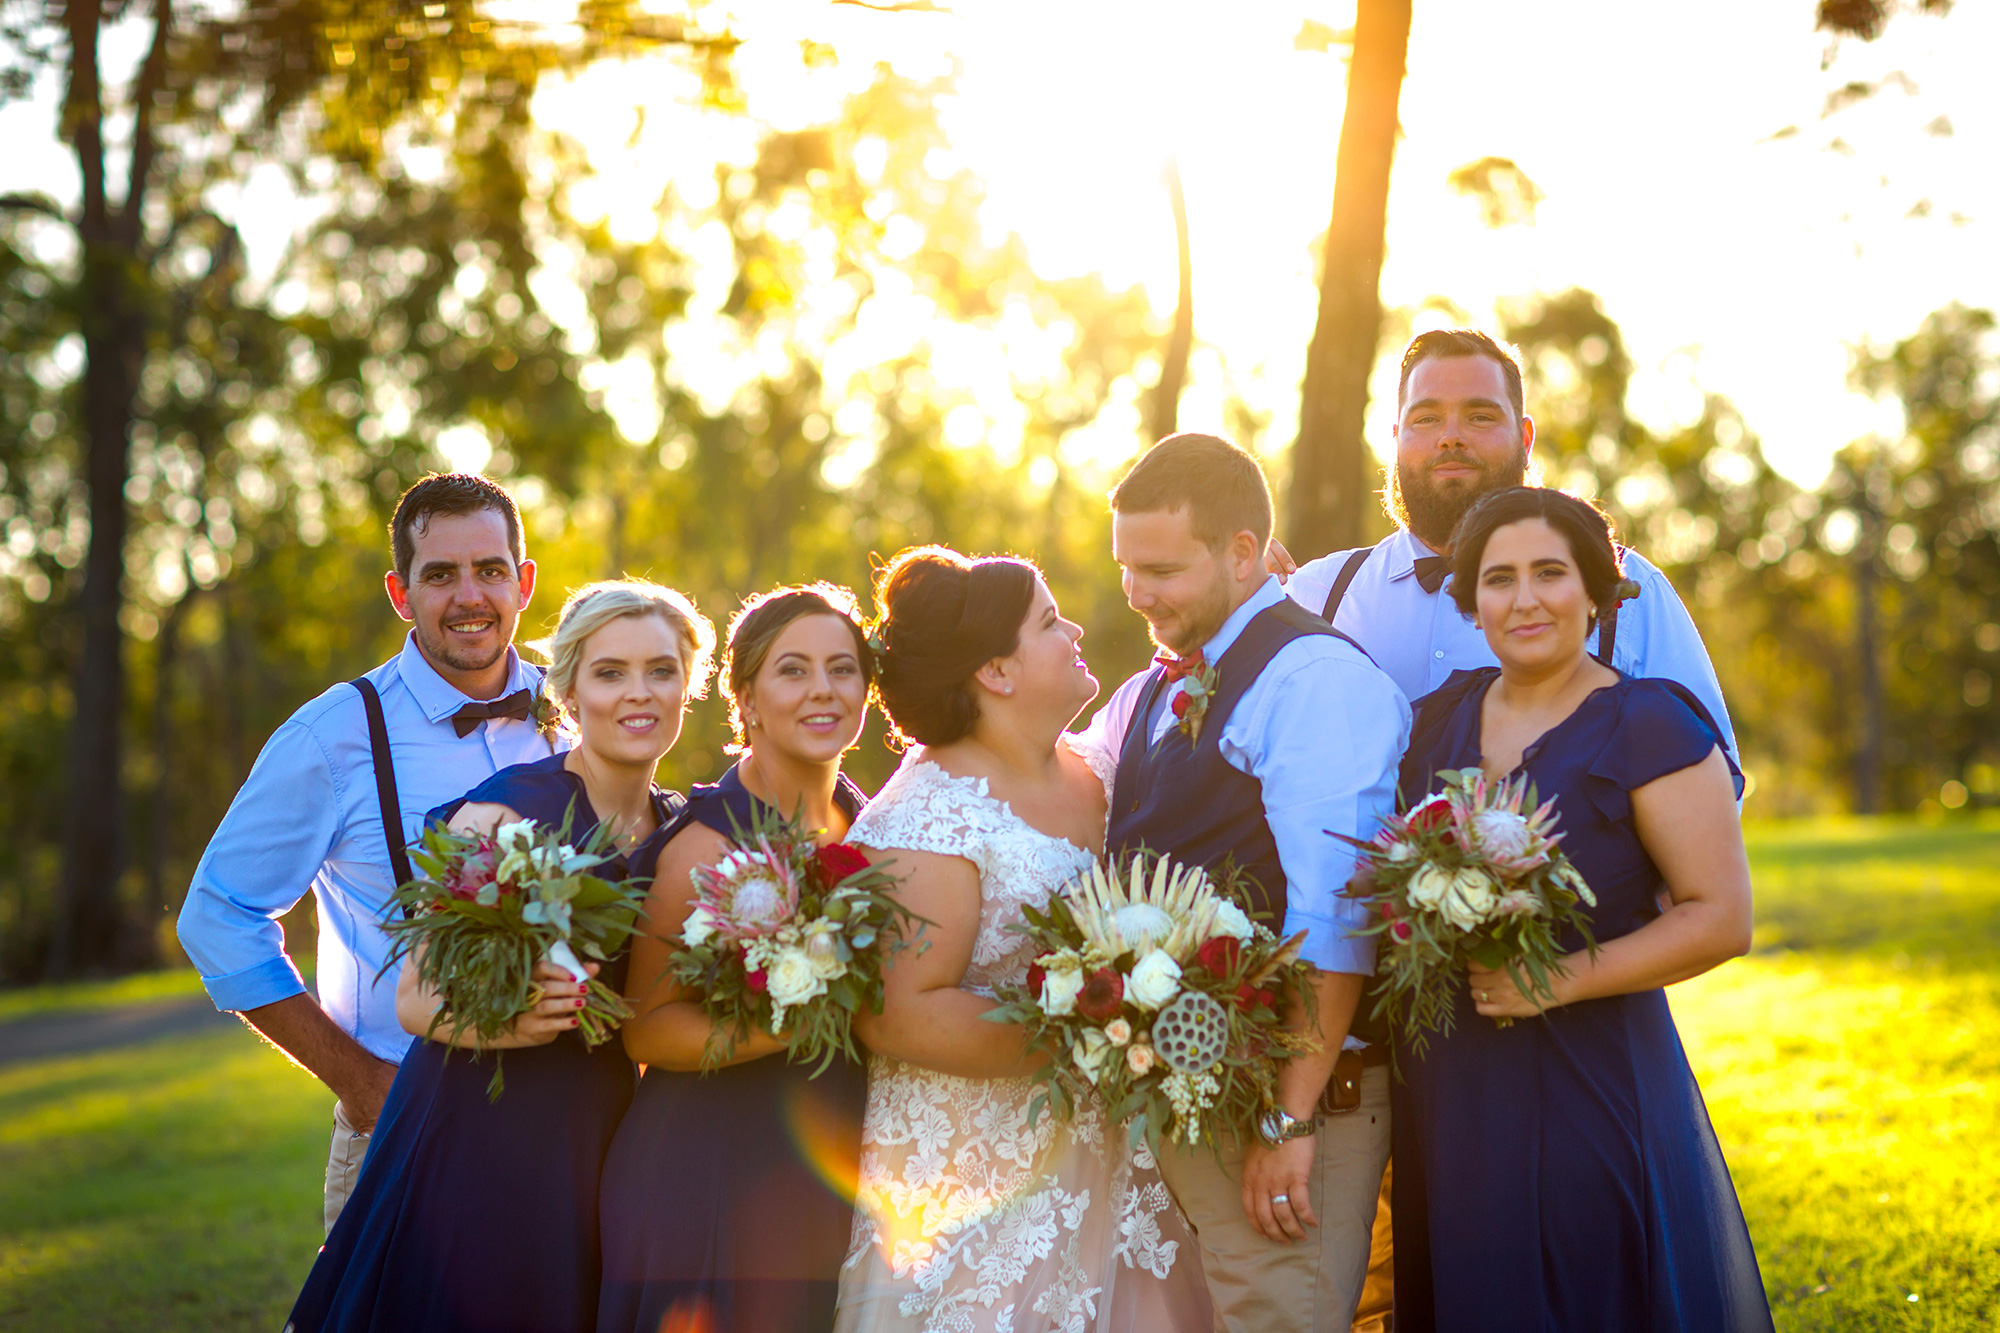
xmin=176 ymin=716 xmax=343 ymax=1012
xmin=1223 ymin=651 xmax=1410 ymax=977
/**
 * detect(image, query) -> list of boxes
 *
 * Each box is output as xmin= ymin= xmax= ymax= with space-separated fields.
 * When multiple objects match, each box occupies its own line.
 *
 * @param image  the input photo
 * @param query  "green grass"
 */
xmin=0 ymin=968 xmax=209 ymax=1024
xmin=0 ymin=1027 xmax=328 ymax=1331
xmin=1673 ymin=813 xmax=2000 ymax=1330
xmin=0 ymin=816 xmax=1996 ymax=1330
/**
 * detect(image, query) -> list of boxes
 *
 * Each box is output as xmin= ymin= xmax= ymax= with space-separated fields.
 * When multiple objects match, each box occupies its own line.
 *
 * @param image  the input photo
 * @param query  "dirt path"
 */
xmin=0 ymin=997 xmax=242 ymax=1069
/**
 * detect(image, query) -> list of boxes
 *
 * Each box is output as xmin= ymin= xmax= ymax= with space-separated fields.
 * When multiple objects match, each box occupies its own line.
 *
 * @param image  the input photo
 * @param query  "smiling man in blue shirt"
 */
xmin=176 ymin=472 xmax=564 ymax=1231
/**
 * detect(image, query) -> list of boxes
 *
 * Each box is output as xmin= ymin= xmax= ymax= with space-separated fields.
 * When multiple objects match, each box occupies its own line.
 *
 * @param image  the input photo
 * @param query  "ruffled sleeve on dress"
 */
xmin=1583 ymin=678 xmax=1744 ymax=825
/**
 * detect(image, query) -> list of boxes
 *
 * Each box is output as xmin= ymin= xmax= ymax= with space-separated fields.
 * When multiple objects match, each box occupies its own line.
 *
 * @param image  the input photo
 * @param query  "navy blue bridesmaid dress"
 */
xmin=595 ymin=763 xmax=870 ymax=1333
xmin=1390 ymin=670 xmax=1773 ymax=1333
xmin=287 ymin=751 xmax=681 ymax=1333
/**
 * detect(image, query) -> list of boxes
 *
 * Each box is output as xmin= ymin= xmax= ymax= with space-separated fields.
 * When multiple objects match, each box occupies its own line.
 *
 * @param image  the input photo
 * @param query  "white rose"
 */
xmin=1041 ymin=966 xmax=1085 ymax=1017
xmin=1071 ymin=1027 xmax=1116 ymax=1085
xmin=1439 ymin=867 xmax=1500 ymax=931
xmin=1211 ymin=900 xmax=1254 ymax=941
xmin=1386 ymin=840 xmax=1419 ymax=865
xmin=494 ymin=819 xmax=536 ymax=854
xmin=1407 ymin=862 xmax=1454 ymax=910
xmin=1494 ymin=890 xmax=1540 ymax=918
xmin=732 ymin=874 xmax=789 ymax=927
xmin=1104 ymin=1017 xmax=1133 ymax=1046
xmin=1126 ymin=950 xmax=1183 ymax=1011
xmin=766 ymin=947 xmax=826 ymax=1010
xmin=681 ymin=904 xmax=718 ymax=948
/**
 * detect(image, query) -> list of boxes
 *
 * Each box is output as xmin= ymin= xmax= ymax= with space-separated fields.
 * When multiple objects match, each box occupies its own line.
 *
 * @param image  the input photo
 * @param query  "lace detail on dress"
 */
xmin=849 ymin=753 xmax=1097 ymax=999
xmin=836 ymin=751 xmax=1207 ymax=1333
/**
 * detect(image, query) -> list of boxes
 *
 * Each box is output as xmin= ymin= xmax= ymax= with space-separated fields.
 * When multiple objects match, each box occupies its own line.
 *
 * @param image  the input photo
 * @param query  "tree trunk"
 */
xmin=1853 ymin=513 xmax=1885 ymax=814
xmin=51 ymin=0 xmax=169 ymax=977
xmin=1149 ymin=156 xmax=1193 ymax=444
xmin=1287 ymin=0 xmax=1412 ymax=559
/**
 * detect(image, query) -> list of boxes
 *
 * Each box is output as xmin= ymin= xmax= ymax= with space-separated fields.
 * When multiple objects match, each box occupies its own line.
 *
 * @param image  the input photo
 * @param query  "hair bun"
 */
xmin=870 ymin=546 xmax=1039 ymax=749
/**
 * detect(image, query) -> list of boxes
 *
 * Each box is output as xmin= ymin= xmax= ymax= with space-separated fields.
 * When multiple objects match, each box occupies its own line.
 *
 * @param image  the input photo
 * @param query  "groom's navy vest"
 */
xmin=1107 ymin=598 xmax=1352 ymax=931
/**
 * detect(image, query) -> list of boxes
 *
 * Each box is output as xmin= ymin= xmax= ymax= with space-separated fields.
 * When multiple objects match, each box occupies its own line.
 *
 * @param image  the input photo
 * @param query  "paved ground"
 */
xmin=0 ymin=996 xmax=242 ymax=1069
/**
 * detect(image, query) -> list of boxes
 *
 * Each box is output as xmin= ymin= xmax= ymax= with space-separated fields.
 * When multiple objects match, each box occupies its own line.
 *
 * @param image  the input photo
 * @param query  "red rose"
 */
xmin=1171 ymin=692 xmax=1192 ymax=720
xmin=1379 ymin=899 xmax=1400 ymax=921
xmin=1390 ymin=920 xmax=1413 ymax=943
xmin=1233 ymin=982 xmax=1278 ymax=1013
xmin=1194 ymin=936 xmax=1241 ymax=976
xmin=745 ymin=968 xmax=769 ymax=994
xmin=1407 ymin=798 xmax=1452 ymax=834
xmin=1076 ymin=967 xmax=1125 ymax=1022
xmin=813 ymin=843 xmax=872 ymax=889
xmin=1026 ymin=958 xmax=1048 ymax=999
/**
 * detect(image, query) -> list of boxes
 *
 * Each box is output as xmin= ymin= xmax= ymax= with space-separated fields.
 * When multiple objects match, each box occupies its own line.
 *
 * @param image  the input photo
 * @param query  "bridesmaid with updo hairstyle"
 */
xmin=599 ymin=584 xmax=875 ymax=1333
xmin=289 ymin=579 xmax=710 ymax=1333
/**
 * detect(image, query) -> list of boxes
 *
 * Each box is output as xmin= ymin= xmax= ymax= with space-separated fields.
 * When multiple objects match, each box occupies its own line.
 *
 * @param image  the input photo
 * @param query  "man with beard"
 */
xmin=1282 ymin=329 xmax=1733 ymax=1333
xmin=1285 ymin=327 xmax=1733 ymax=748
xmin=178 ymin=473 xmax=564 ymax=1232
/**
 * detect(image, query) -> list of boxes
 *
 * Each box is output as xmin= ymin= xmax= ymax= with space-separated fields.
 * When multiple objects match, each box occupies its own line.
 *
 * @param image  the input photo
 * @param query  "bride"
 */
xmin=833 ymin=546 xmax=1210 ymax=1333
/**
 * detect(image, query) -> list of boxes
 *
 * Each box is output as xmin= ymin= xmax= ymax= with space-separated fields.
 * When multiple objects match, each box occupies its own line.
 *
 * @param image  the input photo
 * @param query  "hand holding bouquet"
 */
xmin=384 ymin=812 xmax=650 ymax=1098
xmin=986 ymin=851 xmax=1313 ymax=1150
xmin=666 ymin=804 xmax=923 ymax=1074
xmin=1342 ymin=767 xmax=1598 ymax=1055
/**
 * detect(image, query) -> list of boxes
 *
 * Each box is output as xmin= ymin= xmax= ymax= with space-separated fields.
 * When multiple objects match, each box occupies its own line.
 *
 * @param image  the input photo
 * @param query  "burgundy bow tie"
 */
xmin=1413 ymin=555 xmax=1451 ymax=594
xmin=1153 ymin=650 xmax=1207 ymax=685
xmin=452 ymin=688 xmax=535 ymax=738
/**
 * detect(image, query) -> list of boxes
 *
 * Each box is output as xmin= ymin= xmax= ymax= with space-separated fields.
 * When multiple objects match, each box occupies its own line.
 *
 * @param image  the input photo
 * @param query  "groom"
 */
xmin=177 ymin=472 xmax=561 ymax=1231
xmin=1078 ymin=433 xmax=1410 ymax=1330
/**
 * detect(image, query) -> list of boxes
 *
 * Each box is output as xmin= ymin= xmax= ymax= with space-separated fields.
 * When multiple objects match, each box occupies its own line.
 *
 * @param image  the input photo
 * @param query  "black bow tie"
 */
xmin=1412 ymin=555 xmax=1451 ymax=594
xmin=452 ymin=688 xmax=535 ymax=738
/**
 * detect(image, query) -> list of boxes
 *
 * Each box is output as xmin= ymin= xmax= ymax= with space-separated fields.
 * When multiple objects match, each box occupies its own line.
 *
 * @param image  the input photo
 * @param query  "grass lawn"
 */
xmin=0 ymin=815 xmax=1996 ymax=1330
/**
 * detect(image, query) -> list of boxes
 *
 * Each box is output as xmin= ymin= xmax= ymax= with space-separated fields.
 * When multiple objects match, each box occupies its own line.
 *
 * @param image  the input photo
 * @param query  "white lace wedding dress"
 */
xmin=832 ymin=745 xmax=1211 ymax=1333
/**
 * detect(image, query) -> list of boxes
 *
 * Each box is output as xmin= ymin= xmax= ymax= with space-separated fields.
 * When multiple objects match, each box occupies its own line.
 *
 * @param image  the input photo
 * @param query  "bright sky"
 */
xmin=5 ymin=0 xmax=1993 ymax=488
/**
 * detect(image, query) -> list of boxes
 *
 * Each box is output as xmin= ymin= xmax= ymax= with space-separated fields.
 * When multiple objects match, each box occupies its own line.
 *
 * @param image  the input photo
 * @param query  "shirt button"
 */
xmin=1434 ymin=650 xmax=1445 ymax=659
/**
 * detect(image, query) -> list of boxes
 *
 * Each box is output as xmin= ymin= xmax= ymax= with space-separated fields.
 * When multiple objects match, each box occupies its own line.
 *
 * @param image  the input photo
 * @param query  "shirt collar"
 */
xmin=395 ymin=631 xmax=537 ymax=724
xmin=1386 ymin=528 xmax=1441 ymax=583
xmin=1199 ymin=574 xmax=1286 ymax=665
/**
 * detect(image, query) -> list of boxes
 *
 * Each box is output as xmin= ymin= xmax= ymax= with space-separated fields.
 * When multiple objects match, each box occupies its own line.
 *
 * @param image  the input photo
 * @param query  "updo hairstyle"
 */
xmin=869 ymin=545 xmax=1040 ymax=749
xmin=538 ymin=579 xmax=716 ymax=712
xmin=721 ymin=583 xmax=873 ymax=750
xmin=1447 ymin=488 xmax=1625 ymax=622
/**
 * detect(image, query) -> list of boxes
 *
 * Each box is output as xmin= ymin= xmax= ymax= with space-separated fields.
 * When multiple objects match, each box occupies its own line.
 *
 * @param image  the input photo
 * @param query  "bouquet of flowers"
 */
xmin=986 ymin=851 xmax=1313 ymax=1150
xmin=666 ymin=805 xmax=923 ymax=1074
xmin=1342 ymin=767 xmax=1598 ymax=1055
xmin=384 ymin=812 xmax=650 ymax=1098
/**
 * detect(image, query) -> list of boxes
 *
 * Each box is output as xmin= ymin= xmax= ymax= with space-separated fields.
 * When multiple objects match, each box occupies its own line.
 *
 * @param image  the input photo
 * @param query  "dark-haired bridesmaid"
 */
xmin=1391 ymin=487 xmax=1772 ymax=1333
xmin=597 ymin=584 xmax=874 ymax=1333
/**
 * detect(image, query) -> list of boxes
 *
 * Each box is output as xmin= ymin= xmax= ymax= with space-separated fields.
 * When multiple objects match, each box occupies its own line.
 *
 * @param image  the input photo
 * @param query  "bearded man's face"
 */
xmin=1389 ymin=354 xmax=1533 ymax=548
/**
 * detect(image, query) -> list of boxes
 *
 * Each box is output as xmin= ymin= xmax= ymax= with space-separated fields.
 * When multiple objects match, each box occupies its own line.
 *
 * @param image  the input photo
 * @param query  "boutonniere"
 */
xmin=531 ymin=689 xmax=565 ymax=750
xmin=1170 ymin=660 xmax=1221 ymax=743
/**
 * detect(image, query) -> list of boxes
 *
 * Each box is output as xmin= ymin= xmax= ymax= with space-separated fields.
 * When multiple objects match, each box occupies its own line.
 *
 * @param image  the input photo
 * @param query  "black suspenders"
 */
xmin=351 ymin=678 xmax=414 ymax=889
xmin=1318 ymin=548 xmax=1373 ymax=624
xmin=1319 ymin=541 xmax=1624 ymax=668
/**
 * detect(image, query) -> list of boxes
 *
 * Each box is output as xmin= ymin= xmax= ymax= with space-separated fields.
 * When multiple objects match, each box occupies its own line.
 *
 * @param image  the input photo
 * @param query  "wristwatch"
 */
xmin=1256 ymin=1106 xmax=1321 ymax=1149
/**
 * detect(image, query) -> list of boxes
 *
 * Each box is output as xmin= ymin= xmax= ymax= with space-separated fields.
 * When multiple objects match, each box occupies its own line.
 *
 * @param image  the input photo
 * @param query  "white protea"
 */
xmin=1067 ymin=854 xmax=1226 ymax=964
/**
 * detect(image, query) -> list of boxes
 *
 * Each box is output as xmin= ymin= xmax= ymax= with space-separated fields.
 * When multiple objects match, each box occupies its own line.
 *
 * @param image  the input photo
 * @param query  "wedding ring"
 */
xmin=1271 ymin=1194 xmax=1289 ymax=1207
xmin=1478 ymin=990 xmax=1490 ymax=1004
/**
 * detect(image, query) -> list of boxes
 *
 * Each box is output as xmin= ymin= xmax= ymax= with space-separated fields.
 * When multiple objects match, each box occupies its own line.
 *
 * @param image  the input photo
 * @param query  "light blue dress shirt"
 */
xmin=1076 ymin=576 xmax=1411 ymax=979
xmin=1285 ymin=528 xmax=1737 ymax=759
xmin=176 ymin=633 xmax=566 ymax=1063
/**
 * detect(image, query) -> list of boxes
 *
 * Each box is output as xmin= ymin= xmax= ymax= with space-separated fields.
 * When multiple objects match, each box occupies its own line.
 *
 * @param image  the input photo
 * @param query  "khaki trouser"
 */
xmin=1350 ymin=1161 xmax=1395 ymax=1333
xmin=323 ymin=1100 xmax=371 ymax=1235
xmin=1158 ymin=1065 xmax=1392 ymax=1332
